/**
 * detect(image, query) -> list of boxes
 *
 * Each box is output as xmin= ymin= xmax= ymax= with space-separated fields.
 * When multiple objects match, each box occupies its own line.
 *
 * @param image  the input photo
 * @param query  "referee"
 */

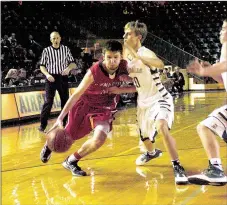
xmin=38 ymin=31 xmax=76 ymax=132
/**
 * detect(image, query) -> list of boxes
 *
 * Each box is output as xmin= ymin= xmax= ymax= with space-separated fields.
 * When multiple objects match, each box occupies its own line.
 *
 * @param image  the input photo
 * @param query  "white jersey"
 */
xmin=127 ymin=46 xmax=171 ymax=108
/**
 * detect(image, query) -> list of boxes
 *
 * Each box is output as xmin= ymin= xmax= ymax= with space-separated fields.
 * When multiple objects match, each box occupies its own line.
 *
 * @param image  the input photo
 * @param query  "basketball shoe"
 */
xmin=136 ymin=149 xmax=162 ymax=166
xmin=62 ymin=157 xmax=87 ymax=176
xmin=173 ymin=164 xmax=188 ymax=185
xmin=188 ymin=162 xmax=227 ymax=186
xmin=40 ymin=143 xmax=52 ymax=163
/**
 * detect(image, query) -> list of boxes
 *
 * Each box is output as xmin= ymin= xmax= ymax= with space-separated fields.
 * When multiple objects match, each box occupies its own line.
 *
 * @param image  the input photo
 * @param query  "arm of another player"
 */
xmin=187 ymin=42 xmax=227 ymax=79
xmin=109 ymin=72 xmax=136 ymax=94
xmin=124 ymin=42 xmax=164 ymax=69
xmin=50 ymin=70 xmax=94 ymax=130
xmin=187 ymin=59 xmax=226 ymax=83
xmin=107 ymin=86 xmax=137 ymax=95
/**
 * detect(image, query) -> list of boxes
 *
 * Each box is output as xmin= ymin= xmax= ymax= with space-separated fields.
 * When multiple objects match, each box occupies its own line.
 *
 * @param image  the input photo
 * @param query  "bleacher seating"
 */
xmin=1 ymin=1 xmax=226 ymax=87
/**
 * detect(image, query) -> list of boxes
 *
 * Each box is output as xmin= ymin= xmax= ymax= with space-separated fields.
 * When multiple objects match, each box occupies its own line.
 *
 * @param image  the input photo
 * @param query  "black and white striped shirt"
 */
xmin=40 ymin=45 xmax=74 ymax=74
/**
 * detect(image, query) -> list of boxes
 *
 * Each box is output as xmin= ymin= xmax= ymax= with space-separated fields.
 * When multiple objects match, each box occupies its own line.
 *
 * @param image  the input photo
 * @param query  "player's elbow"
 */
xmin=152 ymin=61 xmax=164 ymax=69
xmin=158 ymin=61 xmax=165 ymax=69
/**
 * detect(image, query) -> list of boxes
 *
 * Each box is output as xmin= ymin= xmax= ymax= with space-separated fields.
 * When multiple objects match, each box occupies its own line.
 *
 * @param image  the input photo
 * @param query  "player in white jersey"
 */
xmin=109 ymin=21 xmax=188 ymax=185
xmin=187 ymin=19 xmax=227 ymax=186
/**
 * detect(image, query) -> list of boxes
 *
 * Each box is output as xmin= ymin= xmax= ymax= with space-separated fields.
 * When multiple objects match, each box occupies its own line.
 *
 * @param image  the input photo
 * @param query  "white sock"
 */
xmin=210 ymin=158 xmax=223 ymax=171
xmin=148 ymin=149 xmax=156 ymax=156
xmin=68 ymin=154 xmax=77 ymax=163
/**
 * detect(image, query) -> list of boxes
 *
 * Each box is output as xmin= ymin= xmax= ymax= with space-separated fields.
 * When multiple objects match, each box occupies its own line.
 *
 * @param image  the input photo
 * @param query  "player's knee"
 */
xmin=156 ymin=120 xmax=168 ymax=133
xmin=197 ymin=123 xmax=207 ymax=134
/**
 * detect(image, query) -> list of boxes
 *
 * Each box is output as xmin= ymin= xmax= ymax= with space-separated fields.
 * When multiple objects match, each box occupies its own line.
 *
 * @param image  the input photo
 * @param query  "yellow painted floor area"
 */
xmin=2 ymin=91 xmax=227 ymax=205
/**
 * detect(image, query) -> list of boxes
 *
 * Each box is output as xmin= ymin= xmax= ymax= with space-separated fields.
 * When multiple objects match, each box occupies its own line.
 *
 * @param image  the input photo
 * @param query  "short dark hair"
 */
xmin=103 ymin=40 xmax=123 ymax=54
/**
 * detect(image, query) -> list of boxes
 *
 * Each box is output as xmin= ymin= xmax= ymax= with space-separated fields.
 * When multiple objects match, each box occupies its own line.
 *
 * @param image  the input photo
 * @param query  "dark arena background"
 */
xmin=1 ymin=1 xmax=227 ymax=205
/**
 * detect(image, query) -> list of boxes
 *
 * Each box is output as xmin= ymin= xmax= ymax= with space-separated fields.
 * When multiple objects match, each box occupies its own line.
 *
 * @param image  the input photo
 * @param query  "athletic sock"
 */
xmin=209 ymin=158 xmax=223 ymax=171
xmin=68 ymin=152 xmax=82 ymax=163
xmin=148 ymin=149 xmax=156 ymax=156
xmin=171 ymin=159 xmax=180 ymax=167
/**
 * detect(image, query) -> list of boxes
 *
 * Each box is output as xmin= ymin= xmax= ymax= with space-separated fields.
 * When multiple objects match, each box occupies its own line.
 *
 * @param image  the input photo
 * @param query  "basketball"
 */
xmin=47 ymin=127 xmax=73 ymax=153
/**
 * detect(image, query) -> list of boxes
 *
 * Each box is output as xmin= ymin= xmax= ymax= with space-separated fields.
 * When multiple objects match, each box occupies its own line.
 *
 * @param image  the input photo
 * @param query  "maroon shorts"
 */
xmin=65 ymin=99 xmax=116 ymax=140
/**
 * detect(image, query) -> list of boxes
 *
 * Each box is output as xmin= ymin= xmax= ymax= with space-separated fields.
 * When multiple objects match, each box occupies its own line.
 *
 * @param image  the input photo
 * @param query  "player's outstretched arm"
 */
xmin=51 ymin=70 xmax=94 ymax=129
xmin=187 ymin=59 xmax=226 ymax=78
xmin=187 ymin=42 xmax=227 ymax=78
xmin=108 ymin=86 xmax=137 ymax=95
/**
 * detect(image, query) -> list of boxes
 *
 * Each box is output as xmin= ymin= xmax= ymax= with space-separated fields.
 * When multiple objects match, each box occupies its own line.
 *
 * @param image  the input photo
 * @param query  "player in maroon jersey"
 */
xmin=40 ymin=40 xmax=136 ymax=176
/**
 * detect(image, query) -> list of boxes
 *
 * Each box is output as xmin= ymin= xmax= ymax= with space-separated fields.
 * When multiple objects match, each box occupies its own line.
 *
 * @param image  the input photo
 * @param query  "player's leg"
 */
xmin=197 ymin=124 xmax=220 ymax=159
xmin=155 ymin=119 xmax=188 ymax=184
xmin=155 ymin=98 xmax=188 ymax=184
xmin=136 ymin=129 xmax=162 ymax=165
xmin=188 ymin=105 xmax=227 ymax=185
xmin=136 ymin=106 xmax=162 ymax=166
xmin=40 ymin=82 xmax=58 ymax=162
xmin=77 ymin=125 xmax=108 ymax=157
xmin=40 ymin=99 xmax=84 ymax=163
xmin=63 ymin=120 xmax=111 ymax=176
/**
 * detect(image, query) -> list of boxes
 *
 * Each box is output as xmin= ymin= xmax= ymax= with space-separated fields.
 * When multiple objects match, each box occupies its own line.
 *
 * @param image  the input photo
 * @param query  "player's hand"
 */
xmin=119 ymin=74 xmax=133 ymax=82
xmin=187 ymin=58 xmax=206 ymax=76
xmin=47 ymin=118 xmax=64 ymax=134
xmin=107 ymin=86 xmax=122 ymax=94
xmin=46 ymin=74 xmax=55 ymax=82
xmin=201 ymin=61 xmax=211 ymax=67
xmin=62 ymin=67 xmax=70 ymax=76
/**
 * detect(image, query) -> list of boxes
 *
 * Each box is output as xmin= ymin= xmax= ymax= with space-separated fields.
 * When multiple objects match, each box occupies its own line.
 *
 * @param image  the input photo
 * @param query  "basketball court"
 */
xmin=2 ymin=91 xmax=227 ymax=205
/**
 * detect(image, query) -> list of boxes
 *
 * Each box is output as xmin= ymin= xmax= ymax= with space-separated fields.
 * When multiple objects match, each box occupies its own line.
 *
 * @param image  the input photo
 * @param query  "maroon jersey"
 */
xmin=81 ymin=59 xmax=128 ymax=110
xmin=65 ymin=60 xmax=128 ymax=140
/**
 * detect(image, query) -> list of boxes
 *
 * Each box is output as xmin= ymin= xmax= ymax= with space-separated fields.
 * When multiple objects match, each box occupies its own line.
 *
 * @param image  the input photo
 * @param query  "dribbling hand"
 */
xmin=47 ymin=118 xmax=64 ymax=134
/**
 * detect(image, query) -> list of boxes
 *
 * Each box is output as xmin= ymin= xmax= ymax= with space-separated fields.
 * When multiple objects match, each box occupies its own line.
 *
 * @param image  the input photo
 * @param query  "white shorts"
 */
xmin=201 ymin=105 xmax=227 ymax=142
xmin=137 ymin=96 xmax=174 ymax=142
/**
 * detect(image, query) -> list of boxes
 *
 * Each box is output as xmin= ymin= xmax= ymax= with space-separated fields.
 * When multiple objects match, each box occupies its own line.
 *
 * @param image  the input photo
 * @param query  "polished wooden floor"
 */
xmin=2 ymin=91 xmax=227 ymax=205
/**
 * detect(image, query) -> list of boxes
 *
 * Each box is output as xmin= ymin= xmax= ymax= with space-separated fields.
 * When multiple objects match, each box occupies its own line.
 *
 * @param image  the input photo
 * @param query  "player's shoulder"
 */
xmin=89 ymin=61 xmax=101 ymax=73
xmin=91 ymin=61 xmax=100 ymax=69
xmin=138 ymin=46 xmax=157 ymax=57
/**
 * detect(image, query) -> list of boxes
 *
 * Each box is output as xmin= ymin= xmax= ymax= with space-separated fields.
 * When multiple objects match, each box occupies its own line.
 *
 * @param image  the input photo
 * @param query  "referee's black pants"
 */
xmin=40 ymin=74 xmax=69 ymax=130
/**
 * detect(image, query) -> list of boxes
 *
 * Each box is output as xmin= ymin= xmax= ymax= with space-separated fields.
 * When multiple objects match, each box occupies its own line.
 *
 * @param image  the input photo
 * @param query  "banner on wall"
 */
xmin=15 ymin=91 xmax=61 ymax=117
xmin=2 ymin=94 xmax=19 ymax=120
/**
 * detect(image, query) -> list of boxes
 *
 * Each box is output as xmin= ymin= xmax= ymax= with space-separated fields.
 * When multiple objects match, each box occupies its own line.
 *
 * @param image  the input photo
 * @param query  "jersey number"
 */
xmin=133 ymin=77 xmax=141 ymax=88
